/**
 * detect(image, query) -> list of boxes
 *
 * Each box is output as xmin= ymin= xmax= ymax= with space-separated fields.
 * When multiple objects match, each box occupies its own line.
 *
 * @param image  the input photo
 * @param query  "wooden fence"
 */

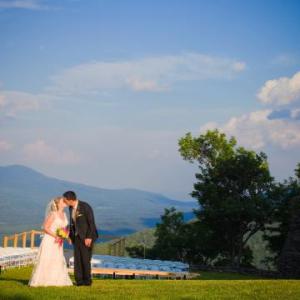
xmin=2 ymin=231 xmax=126 ymax=256
xmin=108 ymin=238 xmax=126 ymax=256
xmin=2 ymin=230 xmax=43 ymax=248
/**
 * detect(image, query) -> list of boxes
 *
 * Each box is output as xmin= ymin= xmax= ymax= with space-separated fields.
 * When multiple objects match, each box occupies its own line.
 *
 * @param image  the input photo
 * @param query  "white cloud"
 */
xmin=0 ymin=94 xmax=5 ymax=107
xmin=0 ymin=140 xmax=12 ymax=152
xmin=0 ymin=0 xmax=47 ymax=10
xmin=126 ymin=78 xmax=167 ymax=92
xmin=23 ymin=139 xmax=81 ymax=165
xmin=0 ymin=52 xmax=246 ymax=118
xmin=291 ymin=108 xmax=300 ymax=119
xmin=49 ymin=53 xmax=246 ymax=95
xmin=257 ymin=71 xmax=300 ymax=106
xmin=0 ymin=90 xmax=40 ymax=117
xmin=201 ymin=110 xmax=300 ymax=150
xmin=0 ymin=90 xmax=54 ymax=119
xmin=272 ymin=54 xmax=298 ymax=67
xmin=233 ymin=62 xmax=246 ymax=71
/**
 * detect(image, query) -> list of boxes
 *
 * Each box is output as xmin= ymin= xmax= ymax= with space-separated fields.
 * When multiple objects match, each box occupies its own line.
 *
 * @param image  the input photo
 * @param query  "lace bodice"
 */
xmin=50 ymin=212 xmax=68 ymax=232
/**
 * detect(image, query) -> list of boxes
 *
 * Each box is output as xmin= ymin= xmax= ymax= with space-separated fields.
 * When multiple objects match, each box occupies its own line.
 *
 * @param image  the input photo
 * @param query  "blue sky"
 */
xmin=0 ymin=0 xmax=300 ymax=199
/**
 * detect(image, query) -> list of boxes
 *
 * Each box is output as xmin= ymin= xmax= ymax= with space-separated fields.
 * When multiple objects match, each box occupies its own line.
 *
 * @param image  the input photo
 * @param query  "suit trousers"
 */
xmin=74 ymin=236 xmax=92 ymax=285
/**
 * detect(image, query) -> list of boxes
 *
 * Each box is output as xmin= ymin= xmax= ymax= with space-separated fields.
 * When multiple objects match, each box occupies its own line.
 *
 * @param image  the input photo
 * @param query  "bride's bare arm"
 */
xmin=43 ymin=213 xmax=56 ymax=238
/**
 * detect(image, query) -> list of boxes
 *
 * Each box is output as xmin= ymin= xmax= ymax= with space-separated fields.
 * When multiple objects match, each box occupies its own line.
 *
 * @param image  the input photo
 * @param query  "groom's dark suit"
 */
xmin=69 ymin=200 xmax=98 ymax=285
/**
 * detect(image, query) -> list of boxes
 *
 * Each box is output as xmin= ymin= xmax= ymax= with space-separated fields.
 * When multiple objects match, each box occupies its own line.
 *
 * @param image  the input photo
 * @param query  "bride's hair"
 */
xmin=50 ymin=196 xmax=63 ymax=212
xmin=42 ymin=197 xmax=63 ymax=229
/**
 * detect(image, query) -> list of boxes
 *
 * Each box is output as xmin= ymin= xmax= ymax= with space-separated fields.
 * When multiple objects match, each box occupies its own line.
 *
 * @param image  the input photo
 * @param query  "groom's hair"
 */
xmin=63 ymin=191 xmax=77 ymax=200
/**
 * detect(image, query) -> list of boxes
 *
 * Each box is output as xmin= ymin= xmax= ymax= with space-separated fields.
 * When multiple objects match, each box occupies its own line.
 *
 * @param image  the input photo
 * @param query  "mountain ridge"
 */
xmin=0 ymin=165 xmax=196 ymax=235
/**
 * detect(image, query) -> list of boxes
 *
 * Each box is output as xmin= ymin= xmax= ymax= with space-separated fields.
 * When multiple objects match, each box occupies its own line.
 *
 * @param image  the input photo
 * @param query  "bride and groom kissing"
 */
xmin=29 ymin=191 xmax=98 ymax=287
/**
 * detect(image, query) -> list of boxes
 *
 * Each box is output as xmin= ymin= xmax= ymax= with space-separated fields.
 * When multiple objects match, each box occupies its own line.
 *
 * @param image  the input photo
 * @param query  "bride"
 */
xmin=29 ymin=196 xmax=73 ymax=287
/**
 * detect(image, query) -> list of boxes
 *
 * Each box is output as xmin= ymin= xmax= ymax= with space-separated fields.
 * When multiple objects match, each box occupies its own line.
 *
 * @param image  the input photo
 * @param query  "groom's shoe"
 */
xmin=76 ymin=282 xmax=84 ymax=286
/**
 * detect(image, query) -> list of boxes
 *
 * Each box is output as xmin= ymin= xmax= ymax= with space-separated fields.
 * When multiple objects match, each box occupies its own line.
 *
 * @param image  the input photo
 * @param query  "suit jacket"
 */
xmin=69 ymin=201 xmax=98 ymax=243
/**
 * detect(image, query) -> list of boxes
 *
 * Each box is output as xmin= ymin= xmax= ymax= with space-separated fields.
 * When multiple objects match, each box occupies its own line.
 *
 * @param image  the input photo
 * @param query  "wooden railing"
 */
xmin=108 ymin=238 xmax=126 ymax=256
xmin=2 ymin=231 xmax=126 ymax=256
xmin=2 ymin=230 xmax=43 ymax=248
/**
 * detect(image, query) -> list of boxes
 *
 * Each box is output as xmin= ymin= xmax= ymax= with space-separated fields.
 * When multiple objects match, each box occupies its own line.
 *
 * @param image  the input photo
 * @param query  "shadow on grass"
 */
xmin=196 ymin=271 xmax=267 ymax=280
xmin=0 ymin=294 xmax=32 ymax=300
xmin=0 ymin=277 xmax=29 ymax=286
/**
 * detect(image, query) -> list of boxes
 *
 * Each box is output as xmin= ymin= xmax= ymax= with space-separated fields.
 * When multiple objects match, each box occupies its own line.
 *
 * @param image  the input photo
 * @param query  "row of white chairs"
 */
xmin=0 ymin=247 xmax=38 ymax=270
xmin=69 ymin=255 xmax=189 ymax=273
xmin=92 ymin=255 xmax=188 ymax=267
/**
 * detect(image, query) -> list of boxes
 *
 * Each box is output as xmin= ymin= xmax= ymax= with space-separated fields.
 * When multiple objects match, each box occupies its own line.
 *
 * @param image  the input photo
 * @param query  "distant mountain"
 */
xmin=0 ymin=165 xmax=197 ymax=236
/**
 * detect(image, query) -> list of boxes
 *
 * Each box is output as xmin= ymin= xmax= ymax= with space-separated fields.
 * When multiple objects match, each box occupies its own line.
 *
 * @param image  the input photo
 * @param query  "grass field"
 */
xmin=0 ymin=267 xmax=300 ymax=300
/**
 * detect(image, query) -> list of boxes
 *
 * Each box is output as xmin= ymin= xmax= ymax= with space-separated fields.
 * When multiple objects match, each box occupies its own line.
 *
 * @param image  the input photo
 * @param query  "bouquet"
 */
xmin=55 ymin=227 xmax=69 ymax=247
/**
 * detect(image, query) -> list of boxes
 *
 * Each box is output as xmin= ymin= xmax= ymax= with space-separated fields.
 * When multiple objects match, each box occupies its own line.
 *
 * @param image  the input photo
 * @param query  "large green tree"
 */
xmin=179 ymin=130 xmax=275 ymax=268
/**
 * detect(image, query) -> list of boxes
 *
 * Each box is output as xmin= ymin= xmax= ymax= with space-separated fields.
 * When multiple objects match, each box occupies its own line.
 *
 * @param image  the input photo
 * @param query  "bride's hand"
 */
xmin=55 ymin=236 xmax=61 ymax=243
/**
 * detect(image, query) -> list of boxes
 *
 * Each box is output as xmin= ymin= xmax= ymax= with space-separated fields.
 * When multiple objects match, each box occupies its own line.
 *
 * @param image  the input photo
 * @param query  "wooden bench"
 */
xmin=68 ymin=267 xmax=194 ymax=279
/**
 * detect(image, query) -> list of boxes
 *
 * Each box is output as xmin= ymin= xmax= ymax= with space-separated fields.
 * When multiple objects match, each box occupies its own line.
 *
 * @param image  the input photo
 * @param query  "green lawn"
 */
xmin=0 ymin=267 xmax=300 ymax=300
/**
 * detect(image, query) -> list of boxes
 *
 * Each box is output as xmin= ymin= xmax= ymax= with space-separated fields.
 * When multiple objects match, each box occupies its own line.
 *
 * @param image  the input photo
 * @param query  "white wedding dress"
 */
xmin=29 ymin=212 xmax=73 ymax=287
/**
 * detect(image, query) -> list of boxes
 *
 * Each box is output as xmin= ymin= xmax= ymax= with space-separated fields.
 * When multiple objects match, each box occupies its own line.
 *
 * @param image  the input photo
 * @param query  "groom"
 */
xmin=63 ymin=191 xmax=98 ymax=286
